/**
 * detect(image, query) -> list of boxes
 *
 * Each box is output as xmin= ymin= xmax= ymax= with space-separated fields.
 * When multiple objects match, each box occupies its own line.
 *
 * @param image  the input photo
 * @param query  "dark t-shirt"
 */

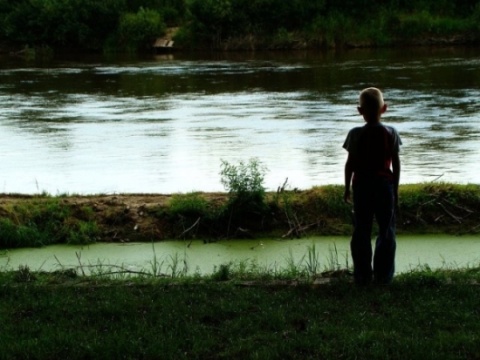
xmin=343 ymin=123 xmax=402 ymax=182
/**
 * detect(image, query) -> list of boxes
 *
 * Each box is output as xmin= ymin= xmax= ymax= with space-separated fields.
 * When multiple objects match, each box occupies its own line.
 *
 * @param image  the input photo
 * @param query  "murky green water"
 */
xmin=1 ymin=48 xmax=480 ymax=194
xmin=2 ymin=235 xmax=479 ymax=275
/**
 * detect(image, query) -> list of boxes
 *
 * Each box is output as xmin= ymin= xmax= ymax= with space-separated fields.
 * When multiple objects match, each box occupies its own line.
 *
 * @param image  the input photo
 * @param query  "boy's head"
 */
xmin=358 ymin=87 xmax=387 ymax=123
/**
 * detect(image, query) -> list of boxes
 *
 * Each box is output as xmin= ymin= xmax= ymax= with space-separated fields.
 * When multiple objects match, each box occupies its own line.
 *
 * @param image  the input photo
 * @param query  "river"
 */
xmin=1 ymin=48 xmax=480 ymax=194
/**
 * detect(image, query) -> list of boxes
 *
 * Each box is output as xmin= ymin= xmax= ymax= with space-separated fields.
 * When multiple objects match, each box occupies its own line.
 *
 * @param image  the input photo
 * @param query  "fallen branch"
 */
xmin=180 ymin=217 xmax=200 ymax=238
xmin=282 ymin=222 xmax=319 ymax=239
xmin=90 ymin=270 xmax=165 ymax=277
xmin=437 ymin=202 xmax=462 ymax=223
xmin=443 ymin=199 xmax=474 ymax=214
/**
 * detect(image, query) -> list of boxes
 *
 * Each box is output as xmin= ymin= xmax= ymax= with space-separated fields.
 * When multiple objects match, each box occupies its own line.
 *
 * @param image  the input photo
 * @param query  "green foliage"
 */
xmin=66 ymin=220 xmax=99 ymax=245
xmin=0 ymin=218 xmax=44 ymax=248
xmin=185 ymin=0 xmax=328 ymax=45
xmin=126 ymin=0 xmax=187 ymax=23
xmin=13 ymin=265 xmax=37 ymax=282
xmin=0 ymin=199 xmax=99 ymax=248
xmin=0 ymin=183 xmax=479 ymax=248
xmin=0 ymin=0 xmax=181 ymax=53
xmin=220 ymin=158 xmax=269 ymax=234
xmin=1 ymin=0 xmax=480 ymax=52
xmin=472 ymin=3 xmax=480 ymax=30
xmin=118 ymin=7 xmax=166 ymax=51
xmin=310 ymin=13 xmax=356 ymax=47
xmin=1 ymin=0 xmax=126 ymax=50
xmin=211 ymin=263 xmax=231 ymax=281
xmin=1 ymin=266 xmax=479 ymax=359
xmin=183 ymin=0 xmax=480 ymax=48
xmin=308 ymin=185 xmax=351 ymax=219
xmin=400 ymin=183 xmax=480 ymax=209
xmin=220 ymin=158 xmax=266 ymax=196
xmin=398 ymin=183 xmax=480 ymax=234
xmin=185 ymin=0 xmax=234 ymax=46
xmin=168 ymin=192 xmax=210 ymax=218
xmin=396 ymin=11 xmax=467 ymax=38
xmin=220 ymin=158 xmax=267 ymax=212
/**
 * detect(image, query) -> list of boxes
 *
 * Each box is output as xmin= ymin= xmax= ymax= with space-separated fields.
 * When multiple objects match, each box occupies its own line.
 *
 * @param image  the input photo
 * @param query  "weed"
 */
xmin=66 ymin=220 xmax=99 ymax=245
xmin=167 ymin=252 xmax=189 ymax=278
xmin=220 ymin=158 xmax=267 ymax=200
xmin=305 ymin=243 xmax=321 ymax=276
xmin=220 ymin=158 xmax=269 ymax=235
xmin=148 ymin=242 xmax=164 ymax=277
xmin=0 ymin=199 xmax=99 ymax=248
xmin=168 ymin=192 xmax=210 ymax=218
xmin=13 ymin=265 xmax=36 ymax=283
xmin=326 ymin=243 xmax=349 ymax=272
xmin=211 ymin=263 xmax=231 ymax=281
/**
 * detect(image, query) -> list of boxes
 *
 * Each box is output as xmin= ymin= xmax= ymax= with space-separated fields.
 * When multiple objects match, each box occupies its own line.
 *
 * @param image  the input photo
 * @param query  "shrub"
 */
xmin=0 ymin=199 xmax=99 ymax=248
xmin=168 ymin=192 xmax=210 ymax=218
xmin=117 ymin=7 xmax=166 ymax=51
xmin=1 ymin=0 xmax=125 ymax=50
xmin=220 ymin=158 xmax=269 ymax=233
xmin=65 ymin=220 xmax=99 ymax=245
xmin=0 ymin=218 xmax=44 ymax=249
xmin=220 ymin=158 xmax=267 ymax=204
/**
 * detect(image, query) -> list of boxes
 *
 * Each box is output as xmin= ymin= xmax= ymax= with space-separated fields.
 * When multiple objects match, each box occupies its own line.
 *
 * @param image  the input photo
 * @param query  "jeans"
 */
xmin=351 ymin=178 xmax=396 ymax=284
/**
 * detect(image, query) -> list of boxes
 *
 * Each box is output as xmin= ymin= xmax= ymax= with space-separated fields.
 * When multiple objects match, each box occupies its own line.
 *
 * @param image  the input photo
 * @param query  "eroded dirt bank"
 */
xmin=1 ymin=184 xmax=479 ymax=248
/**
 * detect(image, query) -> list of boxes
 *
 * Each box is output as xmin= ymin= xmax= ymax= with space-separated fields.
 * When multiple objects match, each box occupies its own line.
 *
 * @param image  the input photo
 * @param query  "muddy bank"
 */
xmin=1 ymin=184 xmax=479 ymax=248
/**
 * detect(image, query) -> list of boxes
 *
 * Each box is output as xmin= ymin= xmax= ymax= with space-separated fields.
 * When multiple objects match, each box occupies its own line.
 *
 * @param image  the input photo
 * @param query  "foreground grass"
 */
xmin=1 ymin=267 xmax=479 ymax=359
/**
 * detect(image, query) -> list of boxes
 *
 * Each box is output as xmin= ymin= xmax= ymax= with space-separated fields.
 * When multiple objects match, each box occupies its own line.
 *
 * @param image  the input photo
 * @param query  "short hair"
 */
xmin=359 ymin=87 xmax=384 ymax=113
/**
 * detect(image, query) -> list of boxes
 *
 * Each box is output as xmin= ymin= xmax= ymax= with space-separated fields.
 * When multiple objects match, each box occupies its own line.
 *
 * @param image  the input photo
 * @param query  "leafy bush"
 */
xmin=0 ymin=199 xmax=99 ymax=248
xmin=65 ymin=220 xmax=99 ymax=245
xmin=1 ymin=0 xmax=480 ymax=52
xmin=1 ymin=0 xmax=125 ymax=50
xmin=0 ymin=218 xmax=44 ymax=248
xmin=220 ymin=158 xmax=269 ymax=232
xmin=220 ymin=158 xmax=267 ymax=203
xmin=118 ymin=7 xmax=166 ymax=51
xmin=168 ymin=193 xmax=210 ymax=218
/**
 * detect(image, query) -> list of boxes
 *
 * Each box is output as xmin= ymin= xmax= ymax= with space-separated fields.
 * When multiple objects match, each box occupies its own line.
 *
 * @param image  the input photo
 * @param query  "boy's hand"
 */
xmin=344 ymin=189 xmax=351 ymax=204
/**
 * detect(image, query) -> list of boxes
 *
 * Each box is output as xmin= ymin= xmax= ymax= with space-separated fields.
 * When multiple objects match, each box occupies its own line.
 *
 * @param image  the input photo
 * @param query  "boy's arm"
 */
xmin=392 ymin=152 xmax=401 ymax=209
xmin=344 ymin=153 xmax=354 ymax=203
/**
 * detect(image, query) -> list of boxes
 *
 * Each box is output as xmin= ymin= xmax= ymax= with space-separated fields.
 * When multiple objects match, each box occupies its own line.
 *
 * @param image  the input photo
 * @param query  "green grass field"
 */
xmin=0 ymin=266 xmax=479 ymax=359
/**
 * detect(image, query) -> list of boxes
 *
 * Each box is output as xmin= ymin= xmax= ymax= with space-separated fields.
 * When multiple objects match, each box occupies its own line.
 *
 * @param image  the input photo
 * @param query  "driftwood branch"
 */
xmin=282 ymin=221 xmax=319 ymax=239
xmin=90 ymin=269 xmax=166 ymax=277
xmin=179 ymin=217 xmax=201 ymax=245
xmin=437 ymin=202 xmax=462 ymax=223
xmin=282 ymin=207 xmax=302 ymax=238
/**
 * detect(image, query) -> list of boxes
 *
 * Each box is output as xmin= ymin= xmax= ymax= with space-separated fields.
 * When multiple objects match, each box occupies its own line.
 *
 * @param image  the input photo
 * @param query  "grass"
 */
xmin=0 ymin=183 xmax=479 ymax=248
xmin=0 ymin=265 xmax=479 ymax=359
xmin=0 ymin=197 xmax=99 ymax=248
xmin=1 ymin=183 xmax=477 ymax=356
xmin=0 ymin=238 xmax=479 ymax=359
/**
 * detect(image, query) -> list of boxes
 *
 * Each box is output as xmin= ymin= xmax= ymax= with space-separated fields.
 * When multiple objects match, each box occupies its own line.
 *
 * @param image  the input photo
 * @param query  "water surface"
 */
xmin=2 ymin=235 xmax=479 ymax=276
xmin=1 ymin=48 xmax=479 ymax=194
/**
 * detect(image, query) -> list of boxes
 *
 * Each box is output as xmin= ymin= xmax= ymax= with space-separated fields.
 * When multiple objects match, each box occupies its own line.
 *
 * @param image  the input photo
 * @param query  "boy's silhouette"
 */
xmin=343 ymin=87 xmax=402 ymax=285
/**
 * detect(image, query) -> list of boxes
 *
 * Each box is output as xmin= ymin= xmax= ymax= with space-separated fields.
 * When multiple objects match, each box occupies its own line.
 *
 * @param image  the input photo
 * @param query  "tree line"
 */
xmin=1 ymin=0 xmax=480 ymax=53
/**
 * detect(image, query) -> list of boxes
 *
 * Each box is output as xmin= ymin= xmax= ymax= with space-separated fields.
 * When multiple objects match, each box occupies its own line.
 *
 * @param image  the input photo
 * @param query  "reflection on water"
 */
xmin=0 ymin=48 xmax=479 ymax=194
xmin=2 ymin=236 xmax=479 ymax=275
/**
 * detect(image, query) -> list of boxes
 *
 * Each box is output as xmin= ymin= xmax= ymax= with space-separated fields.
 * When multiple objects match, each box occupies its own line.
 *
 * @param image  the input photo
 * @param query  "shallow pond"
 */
xmin=2 ymin=235 xmax=479 ymax=276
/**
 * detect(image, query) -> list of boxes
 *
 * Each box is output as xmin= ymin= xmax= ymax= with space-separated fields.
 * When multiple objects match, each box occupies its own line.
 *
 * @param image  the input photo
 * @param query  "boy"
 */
xmin=343 ymin=87 xmax=402 ymax=285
